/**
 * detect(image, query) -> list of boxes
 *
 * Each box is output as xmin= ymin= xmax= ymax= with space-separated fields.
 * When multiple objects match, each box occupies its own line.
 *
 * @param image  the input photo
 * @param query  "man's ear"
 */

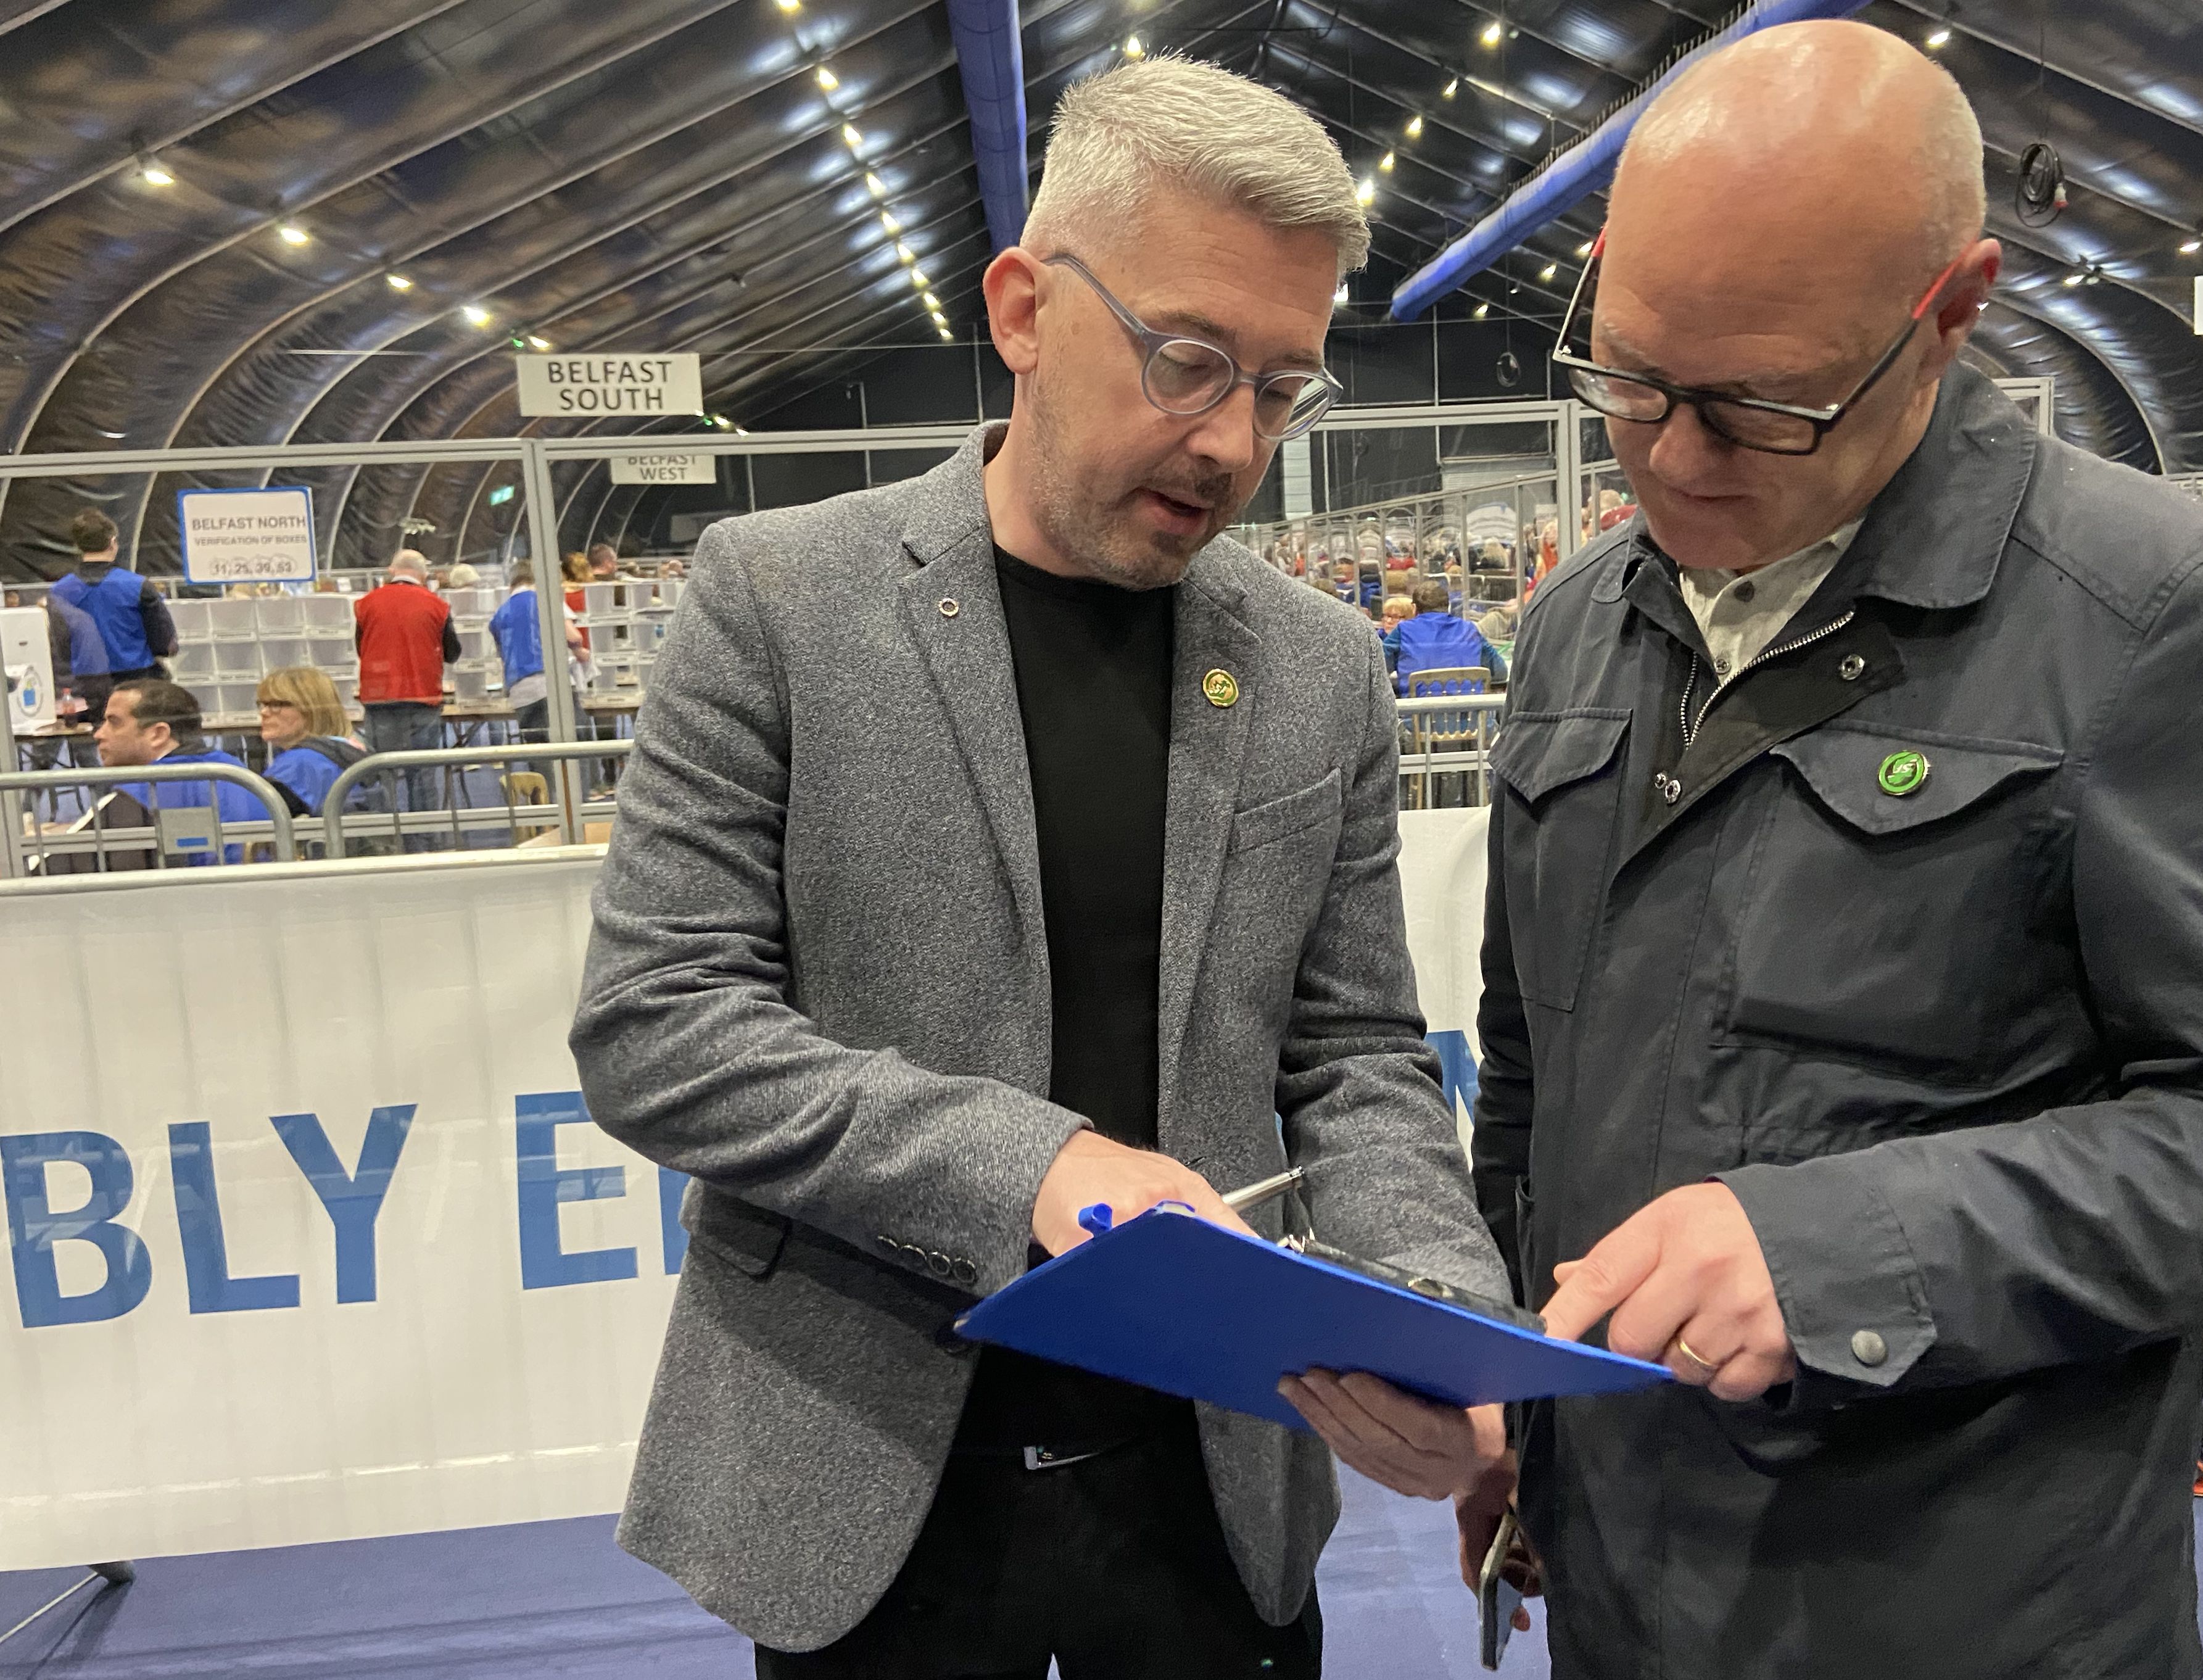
xmin=1926 ymin=237 xmax=2001 ymax=371
xmin=984 ymin=247 xmax=1044 ymax=376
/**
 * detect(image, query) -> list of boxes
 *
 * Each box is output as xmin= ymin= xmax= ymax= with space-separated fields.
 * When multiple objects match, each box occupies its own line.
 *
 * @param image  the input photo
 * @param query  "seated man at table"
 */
xmin=1387 ymin=579 xmax=1506 ymax=691
xmin=91 ymin=678 xmax=277 ymax=866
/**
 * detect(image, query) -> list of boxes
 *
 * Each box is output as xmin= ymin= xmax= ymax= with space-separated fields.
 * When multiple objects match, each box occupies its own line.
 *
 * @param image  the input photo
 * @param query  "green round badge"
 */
xmin=1877 ymin=750 xmax=1930 ymax=797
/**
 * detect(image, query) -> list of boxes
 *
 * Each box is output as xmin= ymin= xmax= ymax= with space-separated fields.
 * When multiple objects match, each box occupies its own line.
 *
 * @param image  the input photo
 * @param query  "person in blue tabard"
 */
xmin=255 ymin=665 xmax=365 ymax=810
xmin=93 ymin=677 xmax=275 ymax=866
xmin=488 ymin=562 xmax=585 ymax=774
xmin=46 ymin=508 xmax=177 ymax=716
xmin=1384 ymin=577 xmax=1507 ymax=691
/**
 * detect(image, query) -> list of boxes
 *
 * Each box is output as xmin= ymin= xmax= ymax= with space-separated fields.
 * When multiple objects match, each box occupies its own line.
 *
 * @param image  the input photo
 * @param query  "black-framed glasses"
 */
xmin=1552 ymin=231 xmax=1968 ymax=457
xmin=1042 ymin=252 xmax=1344 ymax=441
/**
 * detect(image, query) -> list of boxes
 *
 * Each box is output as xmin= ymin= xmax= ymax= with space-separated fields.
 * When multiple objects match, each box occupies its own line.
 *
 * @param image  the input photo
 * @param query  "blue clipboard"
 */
xmin=954 ymin=1206 xmax=1669 ymax=1430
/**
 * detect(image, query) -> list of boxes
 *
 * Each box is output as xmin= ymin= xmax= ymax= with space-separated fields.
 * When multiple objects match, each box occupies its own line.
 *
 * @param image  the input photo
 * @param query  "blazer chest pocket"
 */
xmin=1228 ymin=769 xmax=1342 ymax=855
xmin=1723 ymin=723 xmax=2065 ymax=1078
xmin=1489 ymin=709 xmax=1631 ymax=1012
xmin=687 ymin=1188 xmax=792 ymax=1280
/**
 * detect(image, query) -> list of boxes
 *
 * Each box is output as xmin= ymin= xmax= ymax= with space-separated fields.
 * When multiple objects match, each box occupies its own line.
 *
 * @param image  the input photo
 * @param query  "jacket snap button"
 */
xmin=1850 ymin=1328 xmax=1888 ymax=1367
xmin=1661 ymin=777 xmax=1681 ymax=805
xmin=938 ymin=597 xmax=959 ymax=618
xmin=1838 ymin=653 xmax=1866 ymax=682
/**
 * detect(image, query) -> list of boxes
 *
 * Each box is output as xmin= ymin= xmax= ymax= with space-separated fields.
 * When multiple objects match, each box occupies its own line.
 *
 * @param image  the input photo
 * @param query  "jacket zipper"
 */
xmin=1680 ymin=609 xmax=1857 ymax=748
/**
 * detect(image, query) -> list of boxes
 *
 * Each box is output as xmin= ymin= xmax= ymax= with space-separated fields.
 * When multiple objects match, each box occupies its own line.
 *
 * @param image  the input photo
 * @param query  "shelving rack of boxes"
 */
xmin=169 ymin=594 xmax=359 ymax=728
xmin=577 ymin=578 xmax=682 ymax=698
xmin=444 ymin=586 xmax=497 ymax=703
xmin=163 ymin=575 xmax=682 ymax=730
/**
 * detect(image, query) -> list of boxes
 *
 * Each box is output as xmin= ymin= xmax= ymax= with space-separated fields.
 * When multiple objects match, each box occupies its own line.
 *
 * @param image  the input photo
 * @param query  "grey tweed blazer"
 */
xmin=570 ymin=423 xmax=1506 ymax=1653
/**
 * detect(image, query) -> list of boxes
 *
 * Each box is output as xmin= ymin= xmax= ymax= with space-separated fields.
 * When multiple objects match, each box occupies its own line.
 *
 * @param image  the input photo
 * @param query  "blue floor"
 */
xmin=9 ymin=1476 xmax=2193 ymax=1677
xmin=1 ymin=1470 xmax=1530 ymax=1679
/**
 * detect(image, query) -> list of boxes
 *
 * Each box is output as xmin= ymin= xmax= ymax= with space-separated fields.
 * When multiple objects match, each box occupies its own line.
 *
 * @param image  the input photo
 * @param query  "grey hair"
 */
xmin=389 ymin=548 xmax=429 ymax=577
xmin=1917 ymin=64 xmax=1988 ymax=259
xmin=1025 ymin=54 xmax=1370 ymax=273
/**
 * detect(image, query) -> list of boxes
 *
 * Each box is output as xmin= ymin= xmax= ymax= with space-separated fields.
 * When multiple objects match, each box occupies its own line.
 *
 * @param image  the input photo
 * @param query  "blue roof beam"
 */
xmin=1389 ymin=0 xmax=1875 ymax=323
xmin=946 ymin=0 xmax=1028 ymax=257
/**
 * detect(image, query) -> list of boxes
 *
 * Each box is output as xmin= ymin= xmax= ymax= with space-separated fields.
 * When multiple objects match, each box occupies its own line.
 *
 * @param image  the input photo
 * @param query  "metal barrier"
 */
xmin=2 ymin=718 xmax=1487 ymax=872
xmin=0 ymin=760 xmax=297 ymax=875
xmin=1395 ymin=692 xmax=1504 ymax=809
xmin=0 ymin=742 xmax=635 ymax=876
xmin=1233 ymin=471 xmax=1560 ymax=606
xmin=322 ymin=740 xmax=633 ymax=859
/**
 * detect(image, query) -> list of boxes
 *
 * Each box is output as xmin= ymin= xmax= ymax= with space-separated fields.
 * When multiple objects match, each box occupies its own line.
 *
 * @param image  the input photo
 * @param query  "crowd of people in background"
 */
xmin=12 ymin=490 xmax=1555 ymax=867
xmin=1244 ymin=486 xmax=1646 ymax=701
xmin=7 ymin=507 xmax=697 ymax=868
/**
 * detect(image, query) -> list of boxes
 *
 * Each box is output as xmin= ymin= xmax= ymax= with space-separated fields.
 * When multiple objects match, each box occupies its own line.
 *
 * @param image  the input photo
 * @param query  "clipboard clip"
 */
xmin=1078 ymin=1200 xmax=1200 ymax=1239
xmin=1080 ymin=1173 xmax=1304 ymax=1243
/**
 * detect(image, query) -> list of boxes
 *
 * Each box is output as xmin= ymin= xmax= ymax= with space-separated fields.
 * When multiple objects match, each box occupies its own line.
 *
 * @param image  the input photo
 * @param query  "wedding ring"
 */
xmin=1672 ymin=1334 xmax=1724 ymax=1374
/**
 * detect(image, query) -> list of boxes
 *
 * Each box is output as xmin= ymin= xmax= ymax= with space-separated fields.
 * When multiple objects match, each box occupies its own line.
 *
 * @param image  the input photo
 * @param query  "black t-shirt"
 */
xmin=951 ymin=547 xmax=1191 ymax=1453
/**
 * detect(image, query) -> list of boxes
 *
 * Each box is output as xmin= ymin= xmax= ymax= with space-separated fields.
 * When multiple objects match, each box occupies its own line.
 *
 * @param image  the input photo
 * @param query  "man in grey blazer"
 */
xmin=571 ymin=54 xmax=1508 ymax=1678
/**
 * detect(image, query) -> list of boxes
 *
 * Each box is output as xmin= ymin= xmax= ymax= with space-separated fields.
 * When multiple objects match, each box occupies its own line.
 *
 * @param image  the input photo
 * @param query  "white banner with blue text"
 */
xmin=1 ymin=814 xmax=1490 ymax=1570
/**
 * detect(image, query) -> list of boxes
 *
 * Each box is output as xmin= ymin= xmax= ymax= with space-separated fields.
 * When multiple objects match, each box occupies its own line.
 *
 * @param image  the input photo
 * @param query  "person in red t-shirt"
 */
xmin=354 ymin=550 xmax=459 ymax=850
xmin=562 ymin=550 xmax=592 ymax=655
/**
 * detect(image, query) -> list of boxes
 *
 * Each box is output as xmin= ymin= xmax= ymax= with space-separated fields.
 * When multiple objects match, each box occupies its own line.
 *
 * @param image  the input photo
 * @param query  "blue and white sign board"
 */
xmin=177 ymin=486 xmax=317 ymax=586
xmin=0 ymin=812 xmax=1492 ymax=1570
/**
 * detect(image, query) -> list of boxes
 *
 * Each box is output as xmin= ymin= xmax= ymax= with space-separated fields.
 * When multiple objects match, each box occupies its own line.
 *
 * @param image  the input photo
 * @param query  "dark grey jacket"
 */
xmin=1473 ymin=365 xmax=2203 ymax=1679
xmin=571 ymin=425 xmax=1505 ymax=1652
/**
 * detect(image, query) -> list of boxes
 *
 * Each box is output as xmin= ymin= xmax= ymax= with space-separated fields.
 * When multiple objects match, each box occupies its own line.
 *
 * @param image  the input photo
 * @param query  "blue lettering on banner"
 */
xmin=271 ymin=1106 xmax=416 ymax=1304
xmin=1427 ymin=1030 xmax=1479 ymax=1122
xmin=0 ymin=1132 xmax=154 ymax=1328
xmin=515 ymin=1091 xmax=637 ymax=1289
xmin=658 ymin=1166 xmax=689 ymax=1277
xmin=168 ymin=1122 xmax=301 ymax=1314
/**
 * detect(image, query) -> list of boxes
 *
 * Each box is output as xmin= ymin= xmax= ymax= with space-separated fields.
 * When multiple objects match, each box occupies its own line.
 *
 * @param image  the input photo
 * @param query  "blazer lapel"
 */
xmin=1157 ymin=550 xmax=1260 ymax=1111
xmin=897 ymin=426 xmax=1047 ymax=946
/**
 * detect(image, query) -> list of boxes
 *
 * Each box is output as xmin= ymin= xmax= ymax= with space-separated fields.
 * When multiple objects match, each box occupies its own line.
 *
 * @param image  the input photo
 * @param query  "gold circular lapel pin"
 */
xmin=1202 ymin=668 xmax=1240 ymax=708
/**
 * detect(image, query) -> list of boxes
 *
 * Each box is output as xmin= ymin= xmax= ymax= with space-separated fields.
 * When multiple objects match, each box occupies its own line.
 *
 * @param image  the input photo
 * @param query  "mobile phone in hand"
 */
xmin=1479 ymin=1508 xmax=1525 ymax=1670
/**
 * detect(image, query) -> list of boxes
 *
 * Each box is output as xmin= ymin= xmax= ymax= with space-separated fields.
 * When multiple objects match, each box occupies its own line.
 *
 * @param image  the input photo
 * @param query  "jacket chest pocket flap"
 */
xmin=1490 ymin=709 xmax=1631 ymax=1011
xmin=1228 ymin=768 xmax=1342 ymax=854
xmin=1728 ymin=724 xmax=2065 ymax=1072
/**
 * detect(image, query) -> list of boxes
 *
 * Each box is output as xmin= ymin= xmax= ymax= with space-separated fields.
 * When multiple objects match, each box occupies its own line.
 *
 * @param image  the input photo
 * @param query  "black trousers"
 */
xmin=754 ymin=1421 xmax=1321 ymax=1679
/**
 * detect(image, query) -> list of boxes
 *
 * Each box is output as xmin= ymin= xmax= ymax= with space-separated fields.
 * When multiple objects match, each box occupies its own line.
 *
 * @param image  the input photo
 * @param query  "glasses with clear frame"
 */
xmin=1043 ymin=252 xmax=1345 ymax=442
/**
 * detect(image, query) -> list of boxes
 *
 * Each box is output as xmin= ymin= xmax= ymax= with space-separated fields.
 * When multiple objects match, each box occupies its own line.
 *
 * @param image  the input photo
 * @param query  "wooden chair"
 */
xmin=500 ymin=771 xmax=553 ymax=844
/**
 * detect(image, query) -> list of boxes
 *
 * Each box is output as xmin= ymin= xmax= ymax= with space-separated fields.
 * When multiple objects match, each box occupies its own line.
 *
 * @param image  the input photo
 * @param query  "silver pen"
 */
xmin=1219 ymin=1166 xmax=1304 ymax=1214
